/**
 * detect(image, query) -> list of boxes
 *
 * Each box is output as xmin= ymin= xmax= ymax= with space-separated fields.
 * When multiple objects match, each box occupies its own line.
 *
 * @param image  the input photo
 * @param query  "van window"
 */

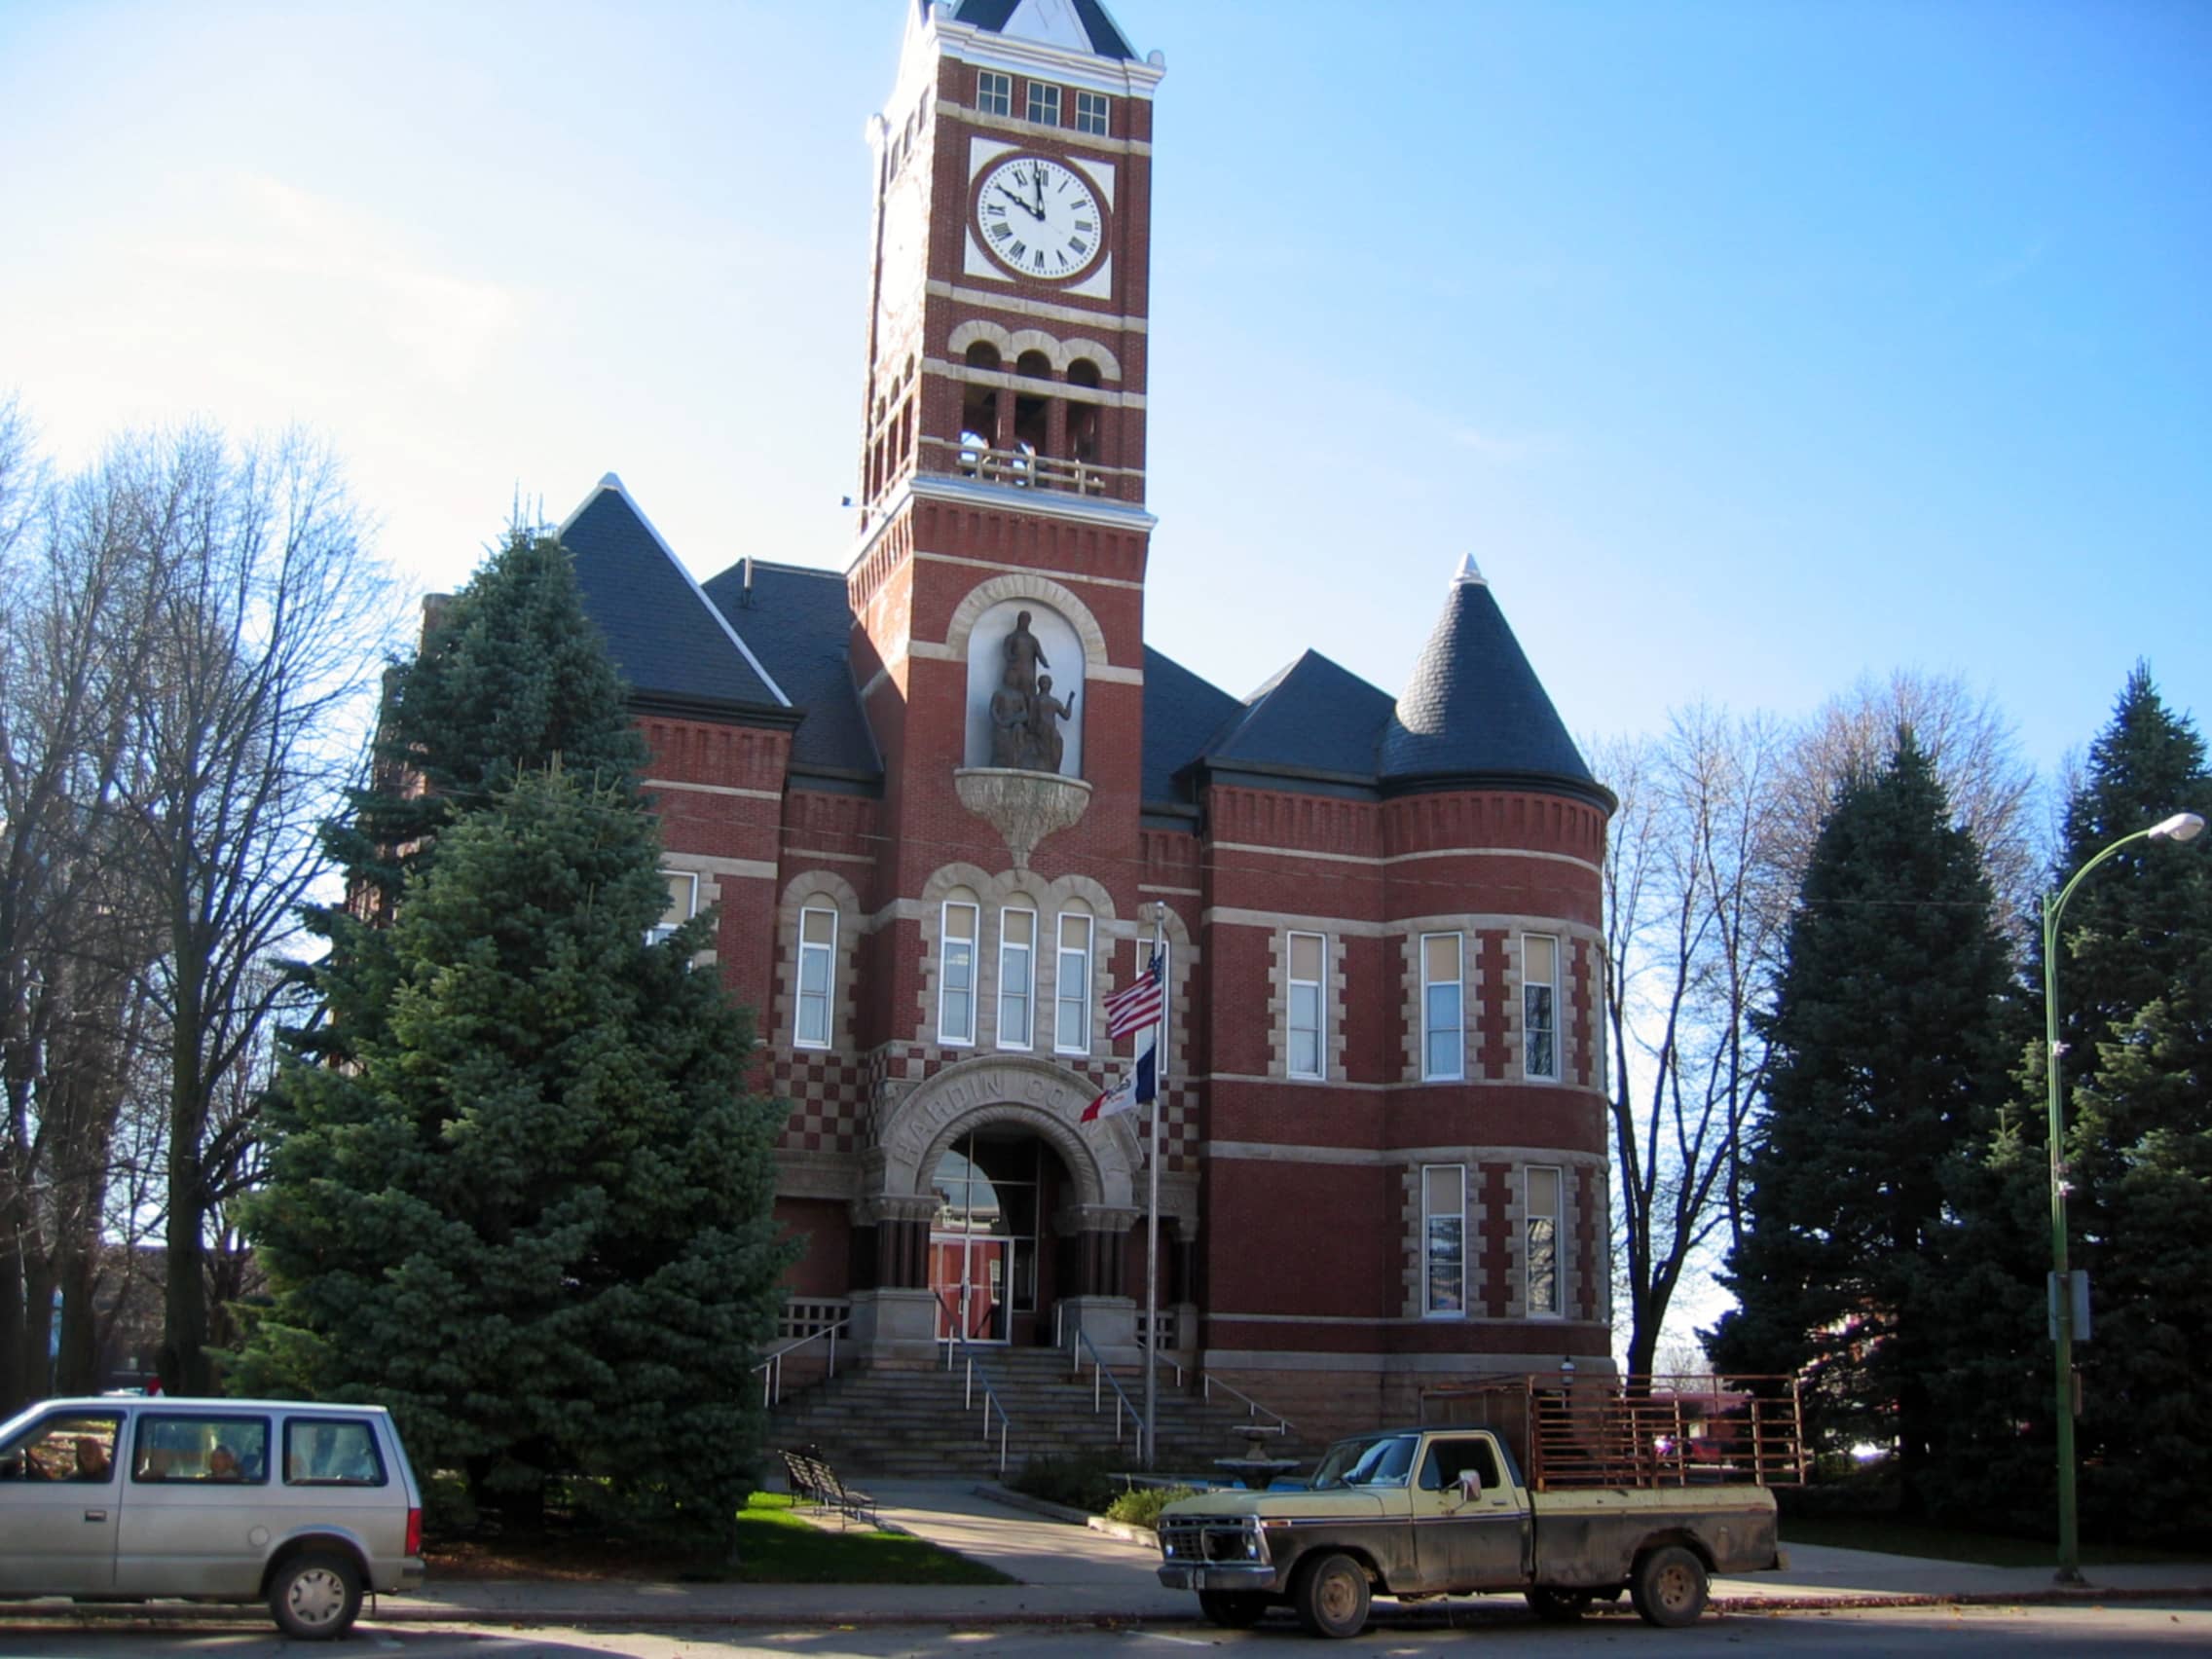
xmin=132 ymin=1415 xmax=270 ymax=1484
xmin=0 ymin=1413 xmax=119 ymax=1482
xmin=284 ymin=1418 xmax=386 ymax=1487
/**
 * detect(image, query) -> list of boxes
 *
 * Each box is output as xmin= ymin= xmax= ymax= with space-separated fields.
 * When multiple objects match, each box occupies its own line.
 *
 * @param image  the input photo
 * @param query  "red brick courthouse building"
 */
xmin=556 ymin=0 xmax=1617 ymax=1430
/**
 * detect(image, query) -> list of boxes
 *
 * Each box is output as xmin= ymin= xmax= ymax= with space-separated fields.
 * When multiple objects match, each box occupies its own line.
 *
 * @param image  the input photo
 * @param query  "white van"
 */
xmin=0 ymin=1395 xmax=424 ymax=1639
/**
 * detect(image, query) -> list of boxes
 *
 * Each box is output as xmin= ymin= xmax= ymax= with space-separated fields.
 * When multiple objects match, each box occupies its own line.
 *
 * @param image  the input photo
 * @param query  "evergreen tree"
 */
xmin=1709 ymin=734 xmax=2018 ymax=1510
xmin=2046 ymin=669 xmax=2212 ymax=1538
xmin=240 ymin=764 xmax=792 ymax=1547
xmin=297 ymin=529 xmax=646 ymax=1068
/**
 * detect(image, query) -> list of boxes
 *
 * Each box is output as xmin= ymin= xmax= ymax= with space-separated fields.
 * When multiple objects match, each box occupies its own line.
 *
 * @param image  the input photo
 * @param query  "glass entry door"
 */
xmin=929 ymin=1132 xmax=1039 ymax=1345
xmin=931 ymin=1235 xmax=1007 ymax=1343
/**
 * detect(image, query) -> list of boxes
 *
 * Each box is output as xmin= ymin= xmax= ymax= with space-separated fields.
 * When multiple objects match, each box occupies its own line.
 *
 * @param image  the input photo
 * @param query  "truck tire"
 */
xmin=1526 ymin=1587 xmax=1596 ymax=1621
xmin=1293 ymin=1551 xmax=1372 ymax=1639
xmin=1198 ymin=1590 xmax=1271 ymax=1627
xmin=268 ymin=1549 xmax=363 ymax=1641
xmin=1629 ymin=1545 xmax=1709 ymax=1628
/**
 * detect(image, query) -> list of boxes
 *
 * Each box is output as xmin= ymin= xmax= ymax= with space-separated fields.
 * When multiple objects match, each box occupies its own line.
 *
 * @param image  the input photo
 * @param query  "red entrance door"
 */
xmin=930 ymin=1235 xmax=1007 ymax=1343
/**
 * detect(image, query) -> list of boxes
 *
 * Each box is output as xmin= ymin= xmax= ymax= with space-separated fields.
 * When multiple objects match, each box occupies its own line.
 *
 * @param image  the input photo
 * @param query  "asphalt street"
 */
xmin=3 ymin=1603 xmax=2211 ymax=1657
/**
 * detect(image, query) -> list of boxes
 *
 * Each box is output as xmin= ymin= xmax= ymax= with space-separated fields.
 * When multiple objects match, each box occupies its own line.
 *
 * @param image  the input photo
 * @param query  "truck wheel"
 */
xmin=1198 ymin=1590 xmax=1271 ymax=1627
xmin=1526 ymin=1587 xmax=1596 ymax=1621
xmin=268 ymin=1549 xmax=362 ymax=1641
xmin=1629 ymin=1545 xmax=1709 ymax=1628
xmin=1293 ymin=1551 xmax=1371 ymax=1639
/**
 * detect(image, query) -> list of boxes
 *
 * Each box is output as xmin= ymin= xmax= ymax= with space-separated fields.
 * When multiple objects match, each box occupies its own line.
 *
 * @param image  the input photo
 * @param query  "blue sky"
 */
xmin=3 ymin=0 xmax=2206 ymax=783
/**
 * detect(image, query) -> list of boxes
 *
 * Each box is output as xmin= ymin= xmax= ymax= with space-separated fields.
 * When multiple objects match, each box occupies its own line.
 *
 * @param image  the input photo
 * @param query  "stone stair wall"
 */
xmin=765 ymin=1346 xmax=1323 ymax=1483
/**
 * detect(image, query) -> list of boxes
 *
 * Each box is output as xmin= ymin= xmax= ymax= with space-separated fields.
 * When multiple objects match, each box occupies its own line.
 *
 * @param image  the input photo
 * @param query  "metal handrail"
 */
xmin=1201 ymin=1370 xmax=1295 ymax=1435
xmin=940 ymin=1319 xmax=1013 ymax=1475
xmin=1068 ymin=1326 xmax=1147 ymax=1447
xmin=752 ymin=1318 xmax=849 ymax=1407
xmin=1137 ymin=1334 xmax=1185 ymax=1391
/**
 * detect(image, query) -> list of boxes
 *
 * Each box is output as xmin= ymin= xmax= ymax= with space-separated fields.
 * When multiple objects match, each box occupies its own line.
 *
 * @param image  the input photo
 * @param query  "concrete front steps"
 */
xmin=766 ymin=1346 xmax=1319 ymax=1483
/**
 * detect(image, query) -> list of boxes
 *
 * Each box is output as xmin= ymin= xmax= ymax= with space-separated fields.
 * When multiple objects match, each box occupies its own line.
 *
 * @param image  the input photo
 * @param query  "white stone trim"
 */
xmin=940 ymin=570 xmax=1114 ymax=673
xmin=1209 ymin=840 xmax=1601 ymax=876
xmin=642 ymin=777 xmax=782 ymax=802
xmin=925 ymin=278 xmax=1149 ymax=333
xmin=919 ymin=548 xmax=1146 ymax=595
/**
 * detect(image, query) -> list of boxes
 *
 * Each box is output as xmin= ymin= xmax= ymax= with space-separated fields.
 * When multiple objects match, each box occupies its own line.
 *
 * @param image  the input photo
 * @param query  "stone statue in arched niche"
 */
xmin=967 ymin=602 xmax=1084 ymax=775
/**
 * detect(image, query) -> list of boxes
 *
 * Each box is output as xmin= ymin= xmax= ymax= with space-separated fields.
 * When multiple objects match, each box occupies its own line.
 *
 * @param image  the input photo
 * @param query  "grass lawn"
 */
xmin=721 ymin=1493 xmax=1014 ymax=1585
xmin=1782 ymin=1516 xmax=2202 ymax=1567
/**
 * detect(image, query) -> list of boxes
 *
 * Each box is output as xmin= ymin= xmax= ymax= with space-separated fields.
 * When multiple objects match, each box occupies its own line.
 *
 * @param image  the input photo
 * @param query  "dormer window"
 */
xmin=1026 ymin=82 xmax=1061 ymax=127
xmin=977 ymin=70 xmax=1012 ymax=117
xmin=1075 ymin=91 xmax=1110 ymax=136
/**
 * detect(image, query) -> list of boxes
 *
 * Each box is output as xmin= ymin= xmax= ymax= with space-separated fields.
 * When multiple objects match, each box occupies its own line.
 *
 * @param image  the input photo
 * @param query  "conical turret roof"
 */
xmin=1379 ymin=556 xmax=1604 ymax=802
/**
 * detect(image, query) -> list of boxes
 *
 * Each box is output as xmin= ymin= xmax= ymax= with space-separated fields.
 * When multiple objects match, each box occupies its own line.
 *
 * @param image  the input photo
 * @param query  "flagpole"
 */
xmin=1142 ymin=904 xmax=1163 ymax=1470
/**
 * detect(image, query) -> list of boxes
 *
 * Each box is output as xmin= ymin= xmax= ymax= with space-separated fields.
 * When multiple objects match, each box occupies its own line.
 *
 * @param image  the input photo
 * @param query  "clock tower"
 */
xmin=850 ymin=0 xmax=1164 ymax=900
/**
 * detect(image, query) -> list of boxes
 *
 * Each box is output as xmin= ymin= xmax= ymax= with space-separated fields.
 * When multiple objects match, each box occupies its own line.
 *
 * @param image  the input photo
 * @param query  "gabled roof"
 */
xmin=1141 ymin=645 xmax=1242 ymax=806
xmin=1206 ymin=650 xmax=1396 ymax=784
xmin=1379 ymin=556 xmax=1602 ymax=799
xmin=559 ymin=477 xmax=790 ymax=716
xmin=702 ymin=560 xmax=882 ymax=785
xmin=947 ymin=0 xmax=1136 ymax=60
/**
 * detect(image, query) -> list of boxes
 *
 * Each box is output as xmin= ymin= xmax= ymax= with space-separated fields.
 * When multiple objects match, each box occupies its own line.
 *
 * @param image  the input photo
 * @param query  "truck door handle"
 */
xmin=84 ymin=1510 xmax=108 ymax=1522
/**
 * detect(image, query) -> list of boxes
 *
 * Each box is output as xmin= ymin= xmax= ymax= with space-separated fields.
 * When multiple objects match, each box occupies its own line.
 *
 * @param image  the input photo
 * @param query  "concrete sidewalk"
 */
xmin=8 ymin=1480 xmax=2210 ymax=1631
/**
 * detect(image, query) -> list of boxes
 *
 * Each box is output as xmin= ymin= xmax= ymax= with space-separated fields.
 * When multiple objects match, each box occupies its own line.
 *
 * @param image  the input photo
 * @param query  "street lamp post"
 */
xmin=2043 ymin=809 xmax=2203 ymax=1584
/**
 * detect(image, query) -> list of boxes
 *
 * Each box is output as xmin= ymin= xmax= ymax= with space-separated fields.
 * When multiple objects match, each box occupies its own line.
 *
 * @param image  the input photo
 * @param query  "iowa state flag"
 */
xmin=1082 ymin=1045 xmax=1157 ymax=1124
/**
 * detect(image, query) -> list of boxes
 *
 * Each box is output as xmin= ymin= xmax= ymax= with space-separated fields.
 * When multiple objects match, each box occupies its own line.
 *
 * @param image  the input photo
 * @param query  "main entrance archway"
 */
xmin=929 ymin=1131 xmax=1057 ymax=1345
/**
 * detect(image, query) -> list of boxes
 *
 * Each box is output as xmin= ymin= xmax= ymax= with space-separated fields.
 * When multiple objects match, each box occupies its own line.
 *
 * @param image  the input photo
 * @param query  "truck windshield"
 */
xmin=1309 ymin=1432 xmax=1419 ymax=1491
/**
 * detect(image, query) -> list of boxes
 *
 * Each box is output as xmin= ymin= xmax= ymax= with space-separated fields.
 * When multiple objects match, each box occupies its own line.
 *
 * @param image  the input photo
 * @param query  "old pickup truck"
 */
xmin=1157 ymin=1378 xmax=1799 ymax=1638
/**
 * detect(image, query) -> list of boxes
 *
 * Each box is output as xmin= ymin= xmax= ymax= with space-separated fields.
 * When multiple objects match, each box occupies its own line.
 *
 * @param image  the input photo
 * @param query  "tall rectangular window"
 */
xmin=1524 ymin=934 xmax=1559 ymax=1081
xmin=1075 ymin=90 xmax=1110 ymax=135
xmin=649 ymin=869 xmax=698 ymax=946
xmin=940 ymin=901 xmax=979 ymax=1046
xmin=977 ymin=70 xmax=1012 ymax=117
xmin=1421 ymin=933 xmax=1464 ymax=1081
xmin=1287 ymin=931 xmax=1325 ymax=1080
xmin=998 ymin=907 xmax=1036 ymax=1050
xmin=794 ymin=906 xmax=836 ymax=1049
xmin=1026 ymin=82 xmax=1061 ymax=126
xmin=1527 ymin=1165 xmax=1563 ymax=1317
xmin=1054 ymin=912 xmax=1092 ymax=1054
xmin=1423 ymin=1163 xmax=1466 ymax=1316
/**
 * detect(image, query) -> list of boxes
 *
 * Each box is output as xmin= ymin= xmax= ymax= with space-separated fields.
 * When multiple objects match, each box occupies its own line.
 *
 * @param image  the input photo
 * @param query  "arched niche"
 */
xmin=964 ymin=598 xmax=1086 ymax=777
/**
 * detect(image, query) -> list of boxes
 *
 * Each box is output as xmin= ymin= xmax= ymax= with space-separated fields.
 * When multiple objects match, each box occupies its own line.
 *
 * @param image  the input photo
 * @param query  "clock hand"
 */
xmin=997 ymin=184 xmax=1043 ymax=220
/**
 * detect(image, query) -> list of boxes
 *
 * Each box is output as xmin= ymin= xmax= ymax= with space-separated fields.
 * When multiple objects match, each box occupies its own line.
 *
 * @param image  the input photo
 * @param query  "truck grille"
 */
xmin=1159 ymin=1519 xmax=1266 ymax=1565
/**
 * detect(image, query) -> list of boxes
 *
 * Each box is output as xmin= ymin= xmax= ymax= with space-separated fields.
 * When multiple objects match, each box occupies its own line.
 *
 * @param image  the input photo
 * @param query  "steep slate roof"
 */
xmin=1141 ymin=645 xmax=1242 ymax=807
xmin=559 ymin=477 xmax=790 ymax=716
xmin=702 ymin=560 xmax=882 ymax=785
xmin=947 ymin=0 xmax=1136 ymax=59
xmin=1205 ymin=650 xmax=1396 ymax=785
xmin=1379 ymin=556 xmax=1602 ymax=798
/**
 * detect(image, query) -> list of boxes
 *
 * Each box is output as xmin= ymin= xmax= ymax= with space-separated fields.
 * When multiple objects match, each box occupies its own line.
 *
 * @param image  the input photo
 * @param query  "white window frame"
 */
xmin=1287 ymin=930 xmax=1326 ymax=1081
xmin=1053 ymin=912 xmax=1092 ymax=1055
xmin=1074 ymin=90 xmax=1110 ymax=136
xmin=649 ymin=869 xmax=698 ymax=947
xmin=1527 ymin=1165 xmax=1564 ymax=1318
xmin=940 ymin=900 xmax=979 ymax=1047
xmin=1422 ymin=1163 xmax=1467 ymax=1317
xmin=1420 ymin=932 xmax=1465 ymax=1083
xmin=1026 ymin=81 xmax=1061 ymax=127
xmin=1523 ymin=933 xmax=1559 ymax=1082
xmin=977 ymin=70 xmax=1012 ymax=118
xmin=997 ymin=905 xmax=1037 ymax=1051
xmin=794 ymin=905 xmax=837 ymax=1050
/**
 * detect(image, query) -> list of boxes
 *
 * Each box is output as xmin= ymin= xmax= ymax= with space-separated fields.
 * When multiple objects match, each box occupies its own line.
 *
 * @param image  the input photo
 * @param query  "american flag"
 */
xmin=1105 ymin=949 xmax=1165 ymax=1040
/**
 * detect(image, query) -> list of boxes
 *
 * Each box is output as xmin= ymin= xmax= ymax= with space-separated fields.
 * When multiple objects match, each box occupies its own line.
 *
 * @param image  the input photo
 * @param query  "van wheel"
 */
xmin=1629 ymin=1545 xmax=1709 ymax=1628
xmin=269 ymin=1550 xmax=362 ymax=1641
xmin=1527 ymin=1587 xmax=1596 ymax=1621
xmin=1293 ymin=1551 xmax=1371 ymax=1639
xmin=1198 ymin=1590 xmax=1271 ymax=1627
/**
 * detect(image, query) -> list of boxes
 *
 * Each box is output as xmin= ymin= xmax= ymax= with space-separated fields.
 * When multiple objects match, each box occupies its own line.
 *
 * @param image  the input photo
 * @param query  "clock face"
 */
xmin=974 ymin=155 xmax=1105 ymax=281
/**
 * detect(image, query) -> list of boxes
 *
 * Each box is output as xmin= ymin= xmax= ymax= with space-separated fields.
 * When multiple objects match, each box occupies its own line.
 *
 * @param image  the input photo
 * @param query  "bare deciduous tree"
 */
xmin=1595 ymin=708 xmax=1789 ymax=1379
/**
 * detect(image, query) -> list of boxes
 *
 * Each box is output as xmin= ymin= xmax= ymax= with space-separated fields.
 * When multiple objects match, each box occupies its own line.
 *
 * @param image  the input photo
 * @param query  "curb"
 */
xmin=5 ymin=1584 xmax=2208 ymax=1634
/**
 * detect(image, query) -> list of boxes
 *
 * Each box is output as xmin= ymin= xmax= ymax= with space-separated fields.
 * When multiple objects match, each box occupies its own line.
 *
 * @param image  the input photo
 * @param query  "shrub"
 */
xmin=1010 ymin=1452 xmax=1124 ymax=1514
xmin=1104 ymin=1484 xmax=1197 ymax=1530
